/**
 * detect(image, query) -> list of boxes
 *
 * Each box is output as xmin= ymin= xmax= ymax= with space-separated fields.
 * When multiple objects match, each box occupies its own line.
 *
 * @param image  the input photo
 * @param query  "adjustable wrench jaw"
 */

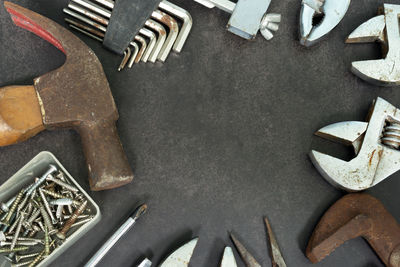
xmin=310 ymin=98 xmax=400 ymax=191
xmin=300 ymin=0 xmax=351 ymax=47
xmin=347 ymin=4 xmax=400 ymax=86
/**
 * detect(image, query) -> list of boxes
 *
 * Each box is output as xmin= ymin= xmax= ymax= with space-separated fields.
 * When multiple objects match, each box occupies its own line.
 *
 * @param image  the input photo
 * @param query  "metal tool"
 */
xmin=230 ymin=233 xmax=261 ymax=267
xmin=2 ymin=1 xmax=134 ymax=191
xmin=84 ymin=204 xmax=147 ymax=267
xmin=300 ymin=0 xmax=351 ymax=46
xmin=220 ymin=247 xmax=237 ymax=267
xmin=307 ymin=193 xmax=400 ymax=266
xmin=159 ymin=238 xmax=198 ymax=267
xmin=138 ymin=258 xmax=152 ymax=267
xmin=265 ymin=217 xmax=286 ymax=267
xmin=194 ymin=0 xmax=281 ymax=40
xmin=346 ymin=4 xmax=400 ymax=86
xmin=63 ymin=0 xmax=192 ymax=70
xmin=230 ymin=218 xmax=286 ymax=267
xmin=310 ymin=97 xmax=400 ymax=191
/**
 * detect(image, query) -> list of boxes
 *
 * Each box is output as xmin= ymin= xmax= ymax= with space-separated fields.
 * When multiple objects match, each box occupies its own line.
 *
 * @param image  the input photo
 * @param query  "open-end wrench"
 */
xmin=310 ymin=97 xmax=400 ymax=191
xmin=346 ymin=4 xmax=400 ymax=86
xmin=194 ymin=0 xmax=281 ymax=40
xmin=300 ymin=0 xmax=351 ymax=46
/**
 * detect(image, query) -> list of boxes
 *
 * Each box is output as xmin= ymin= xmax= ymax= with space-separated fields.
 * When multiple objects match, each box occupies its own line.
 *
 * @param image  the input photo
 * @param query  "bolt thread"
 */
xmin=27 ymin=250 xmax=45 ymax=267
xmin=47 ymin=177 xmax=78 ymax=192
xmin=3 ymin=190 xmax=24 ymax=225
xmin=11 ymin=213 xmax=24 ymax=249
xmin=0 ymin=246 xmax=29 ymax=253
xmin=38 ymin=203 xmax=54 ymax=232
xmin=41 ymin=189 xmax=80 ymax=206
xmin=44 ymin=226 xmax=49 ymax=256
xmin=38 ymin=189 xmax=56 ymax=224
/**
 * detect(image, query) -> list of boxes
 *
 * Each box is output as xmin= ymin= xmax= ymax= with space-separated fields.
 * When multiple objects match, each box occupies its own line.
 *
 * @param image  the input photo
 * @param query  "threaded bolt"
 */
xmin=57 ymin=201 xmax=87 ymax=240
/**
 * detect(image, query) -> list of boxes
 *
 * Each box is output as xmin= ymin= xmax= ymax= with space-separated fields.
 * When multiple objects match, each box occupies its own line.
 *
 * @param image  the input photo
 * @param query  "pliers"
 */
xmin=300 ymin=0 xmax=351 ymax=46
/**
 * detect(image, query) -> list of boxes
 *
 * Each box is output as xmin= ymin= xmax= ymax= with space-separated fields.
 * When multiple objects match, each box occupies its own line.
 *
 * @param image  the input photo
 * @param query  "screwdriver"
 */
xmin=84 ymin=204 xmax=148 ymax=267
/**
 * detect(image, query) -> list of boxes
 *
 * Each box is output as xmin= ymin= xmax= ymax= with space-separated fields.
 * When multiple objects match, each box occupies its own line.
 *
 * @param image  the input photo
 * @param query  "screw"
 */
xmin=40 ymin=189 xmax=81 ymax=206
xmin=38 ymin=189 xmax=57 ymax=225
xmin=57 ymin=201 xmax=87 ymax=240
xmin=25 ymin=165 xmax=57 ymax=196
xmin=10 ymin=213 xmax=25 ymax=250
xmin=15 ymin=253 xmax=40 ymax=263
xmin=27 ymin=249 xmax=45 ymax=267
xmin=0 ymin=246 xmax=29 ymax=253
xmin=37 ymin=202 xmax=54 ymax=232
xmin=70 ymin=216 xmax=93 ymax=228
xmin=23 ymin=208 xmax=40 ymax=230
xmin=2 ymin=190 xmax=24 ymax=226
xmin=46 ymin=176 xmax=78 ymax=192
xmin=44 ymin=226 xmax=49 ymax=256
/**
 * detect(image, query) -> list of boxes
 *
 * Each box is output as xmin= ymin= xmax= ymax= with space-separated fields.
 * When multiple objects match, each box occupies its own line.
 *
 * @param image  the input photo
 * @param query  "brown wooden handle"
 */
xmin=0 ymin=85 xmax=45 ymax=146
xmin=77 ymin=120 xmax=134 ymax=191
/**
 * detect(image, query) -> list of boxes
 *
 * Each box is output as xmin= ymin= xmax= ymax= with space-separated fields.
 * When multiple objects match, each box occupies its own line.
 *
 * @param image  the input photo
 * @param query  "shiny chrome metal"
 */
xmin=139 ymin=28 xmax=157 ymax=63
xmin=159 ymin=1 xmax=192 ymax=53
xmin=84 ymin=204 xmax=147 ymax=267
xmin=92 ymin=0 xmax=114 ymax=9
xmin=134 ymin=35 xmax=147 ymax=63
xmin=63 ymin=8 xmax=107 ymax=32
xmin=68 ymin=2 xmax=109 ymax=25
xmin=71 ymin=0 xmax=111 ymax=18
xmin=152 ymin=10 xmax=179 ymax=62
xmin=145 ymin=19 xmax=166 ymax=63
xmin=128 ymin=42 xmax=140 ymax=68
xmin=118 ymin=47 xmax=131 ymax=71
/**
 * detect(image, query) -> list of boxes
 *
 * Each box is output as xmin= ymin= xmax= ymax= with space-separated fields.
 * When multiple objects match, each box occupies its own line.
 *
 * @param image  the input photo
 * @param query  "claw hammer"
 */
xmin=1 ymin=2 xmax=133 ymax=191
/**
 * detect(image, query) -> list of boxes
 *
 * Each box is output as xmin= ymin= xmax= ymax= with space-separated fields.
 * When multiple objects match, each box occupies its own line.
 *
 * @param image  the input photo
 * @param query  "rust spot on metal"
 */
xmin=369 ymin=149 xmax=376 ymax=167
xmin=4 ymin=2 xmax=133 ymax=191
xmin=306 ymin=194 xmax=400 ymax=266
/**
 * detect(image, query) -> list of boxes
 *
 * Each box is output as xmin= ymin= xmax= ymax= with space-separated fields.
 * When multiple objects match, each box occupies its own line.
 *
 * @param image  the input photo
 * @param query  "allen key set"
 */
xmin=63 ymin=0 xmax=193 ymax=71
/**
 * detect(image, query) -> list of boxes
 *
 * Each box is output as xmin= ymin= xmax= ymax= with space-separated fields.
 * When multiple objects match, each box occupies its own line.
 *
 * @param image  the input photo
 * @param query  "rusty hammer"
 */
xmin=306 ymin=194 xmax=400 ymax=267
xmin=0 ymin=2 xmax=133 ymax=191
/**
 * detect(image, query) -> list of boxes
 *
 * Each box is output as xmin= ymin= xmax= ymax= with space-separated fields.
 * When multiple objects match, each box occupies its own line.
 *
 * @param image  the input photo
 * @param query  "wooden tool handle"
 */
xmin=0 ymin=85 xmax=45 ymax=146
xmin=77 ymin=120 xmax=134 ymax=191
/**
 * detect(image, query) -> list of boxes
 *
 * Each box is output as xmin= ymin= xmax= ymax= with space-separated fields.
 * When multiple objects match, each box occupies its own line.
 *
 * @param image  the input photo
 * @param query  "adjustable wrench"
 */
xmin=310 ymin=97 xmax=400 ymax=191
xmin=347 ymin=4 xmax=400 ymax=86
xmin=194 ymin=0 xmax=281 ymax=40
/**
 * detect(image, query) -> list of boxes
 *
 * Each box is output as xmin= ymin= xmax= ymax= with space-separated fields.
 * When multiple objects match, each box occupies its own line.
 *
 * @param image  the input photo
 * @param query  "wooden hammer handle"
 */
xmin=77 ymin=120 xmax=134 ymax=191
xmin=0 ymin=85 xmax=45 ymax=146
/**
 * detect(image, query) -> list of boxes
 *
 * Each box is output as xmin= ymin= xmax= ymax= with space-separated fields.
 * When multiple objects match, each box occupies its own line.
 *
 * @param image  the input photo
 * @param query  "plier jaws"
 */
xmin=300 ymin=0 xmax=351 ymax=47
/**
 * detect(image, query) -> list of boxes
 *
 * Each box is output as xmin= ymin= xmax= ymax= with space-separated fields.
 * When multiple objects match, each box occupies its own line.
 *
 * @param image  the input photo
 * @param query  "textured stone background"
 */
xmin=0 ymin=0 xmax=398 ymax=266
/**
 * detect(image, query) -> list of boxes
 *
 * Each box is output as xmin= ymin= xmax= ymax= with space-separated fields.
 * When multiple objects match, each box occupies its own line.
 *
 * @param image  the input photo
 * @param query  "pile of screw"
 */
xmin=0 ymin=165 xmax=93 ymax=266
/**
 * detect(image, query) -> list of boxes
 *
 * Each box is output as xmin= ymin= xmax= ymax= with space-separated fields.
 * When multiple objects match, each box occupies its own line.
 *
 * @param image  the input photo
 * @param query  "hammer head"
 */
xmin=5 ymin=2 xmax=133 ymax=190
xmin=306 ymin=194 xmax=400 ymax=266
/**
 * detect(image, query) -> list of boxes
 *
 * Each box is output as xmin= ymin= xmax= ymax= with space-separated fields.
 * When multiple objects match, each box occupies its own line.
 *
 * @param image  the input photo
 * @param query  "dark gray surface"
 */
xmin=0 ymin=0 xmax=398 ymax=266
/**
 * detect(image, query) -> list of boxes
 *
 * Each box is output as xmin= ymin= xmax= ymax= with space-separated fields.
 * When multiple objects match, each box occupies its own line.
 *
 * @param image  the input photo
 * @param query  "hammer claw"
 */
xmin=4 ymin=2 xmax=134 ymax=191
